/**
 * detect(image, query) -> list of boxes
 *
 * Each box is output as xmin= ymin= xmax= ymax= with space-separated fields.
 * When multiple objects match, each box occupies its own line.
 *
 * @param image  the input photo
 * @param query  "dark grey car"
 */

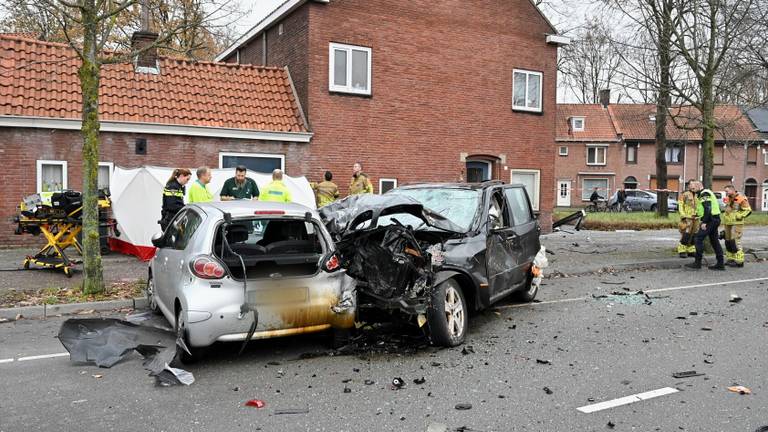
xmin=319 ymin=182 xmax=541 ymax=347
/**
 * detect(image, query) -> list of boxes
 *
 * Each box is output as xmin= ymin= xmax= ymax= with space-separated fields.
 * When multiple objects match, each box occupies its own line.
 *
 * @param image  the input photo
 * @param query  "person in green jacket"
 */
xmin=188 ymin=166 xmax=213 ymax=203
xmin=259 ymin=169 xmax=292 ymax=203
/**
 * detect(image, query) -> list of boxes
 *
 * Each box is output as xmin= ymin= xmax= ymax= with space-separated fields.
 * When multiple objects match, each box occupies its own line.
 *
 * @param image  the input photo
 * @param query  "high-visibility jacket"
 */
xmin=188 ymin=180 xmax=213 ymax=203
xmin=313 ymin=180 xmax=339 ymax=207
xmin=259 ymin=180 xmax=292 ymax=203
xmin=696 ymin=189 xmax=720 ymax=222
xmin=678 ymin=190 xmax=697 ymax=219
xmin=349 ymin=173 xmax=373 ymax=195
xmin=722 ymin=193 xmax=751 ymax=225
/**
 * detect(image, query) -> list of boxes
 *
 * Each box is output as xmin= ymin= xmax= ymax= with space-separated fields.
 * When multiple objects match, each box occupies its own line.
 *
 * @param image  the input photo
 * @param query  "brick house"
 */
xmin=746 ymin=108 xmax=768 ymax=211
xmin=555 ymin=96 xmax=767 ymax=210
xmin=216 ymin=0 xmax=570 ymax=227
xmin=0 ymin=33 xmax=311 ymax=247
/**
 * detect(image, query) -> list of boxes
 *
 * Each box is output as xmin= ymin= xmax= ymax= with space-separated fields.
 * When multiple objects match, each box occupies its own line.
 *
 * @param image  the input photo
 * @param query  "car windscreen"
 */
xmin=388 ymin=188 xmax=481 ymax=232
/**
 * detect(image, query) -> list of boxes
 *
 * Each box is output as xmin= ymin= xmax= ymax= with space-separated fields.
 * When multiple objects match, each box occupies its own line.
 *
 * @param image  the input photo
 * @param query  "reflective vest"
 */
xmin=188 ymin=180 xmax=213 ymax=203
xmin=259 ymin=180 xmax=292 ymax=203
xmin=722 ymin=193 xmax=751 ymax=225
xmin=696 ymin=189 xmax=720 ymax=217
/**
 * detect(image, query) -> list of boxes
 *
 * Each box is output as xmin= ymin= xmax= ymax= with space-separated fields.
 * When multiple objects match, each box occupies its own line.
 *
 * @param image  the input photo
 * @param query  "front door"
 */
xmin=762 ymin=184 xmax=768 ymax=211
xmin=557 ymin=181 xmax=571 ymax=207
xmin=466 ymin=161 xmax=491 ymax=183
xmin=745 ymin=183 xmax=758 ymax=210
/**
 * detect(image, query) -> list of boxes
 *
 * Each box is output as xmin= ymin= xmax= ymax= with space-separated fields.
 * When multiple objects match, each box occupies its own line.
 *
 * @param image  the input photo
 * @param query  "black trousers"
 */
xmin=694 ymin=216 xmax=724 ymax=264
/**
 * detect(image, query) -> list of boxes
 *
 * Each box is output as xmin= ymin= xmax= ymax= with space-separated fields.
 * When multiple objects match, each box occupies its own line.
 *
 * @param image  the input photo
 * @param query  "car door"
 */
xmin=625 ymin=190 xmax=638 ymax=210
xmin=485 ymin=188 xmax=518 ymax=299
xmin=157 ymin=209 xmax=203 ymax=311
xmin=503 ymin=185 xmax=541 ymax=286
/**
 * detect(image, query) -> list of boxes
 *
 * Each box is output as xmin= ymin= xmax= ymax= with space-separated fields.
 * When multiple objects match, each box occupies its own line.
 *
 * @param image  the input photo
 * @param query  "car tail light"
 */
xmin=323 ymin=253 xmax=341 ymax=272
xmin=254 ymin=210 xmax=285 ymax=215
xmin=190 ymin=256 xmax=226 ymax=279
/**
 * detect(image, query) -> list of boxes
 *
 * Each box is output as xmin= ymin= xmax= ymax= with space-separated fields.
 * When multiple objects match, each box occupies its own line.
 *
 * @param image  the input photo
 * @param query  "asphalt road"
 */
xmin=1 ymin=263 xmax=767 ymax=432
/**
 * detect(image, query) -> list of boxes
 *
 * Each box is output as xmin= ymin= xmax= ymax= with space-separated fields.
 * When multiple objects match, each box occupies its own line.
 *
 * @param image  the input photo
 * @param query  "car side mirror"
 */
xmin=151 ymin=232 xmax=165 ymax=248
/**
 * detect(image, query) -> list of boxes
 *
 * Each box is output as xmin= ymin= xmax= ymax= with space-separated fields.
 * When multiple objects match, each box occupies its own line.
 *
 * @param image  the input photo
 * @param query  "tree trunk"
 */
xmin=700 ymin=85 xmax=715 ymax=190
xmin=654 ymin=0 xmax=673 ymax=217
xmin=79 ymin=3 xmax=105 ymax=295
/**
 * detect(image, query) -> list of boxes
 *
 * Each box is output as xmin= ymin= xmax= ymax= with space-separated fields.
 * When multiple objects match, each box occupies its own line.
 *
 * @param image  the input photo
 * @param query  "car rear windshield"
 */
xmin=213 ymin=218 xmax=325 ymax=279
xmin=390 ymin=188 xmax=480 ymax=232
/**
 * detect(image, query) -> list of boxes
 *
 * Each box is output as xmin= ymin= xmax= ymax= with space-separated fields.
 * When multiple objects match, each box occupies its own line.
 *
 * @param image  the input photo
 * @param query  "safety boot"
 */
xmin=708 ymin=263 xmax=726 ymax=270
xmin=727 ymin=261 xmax=744 ymax=268
xmin=687 ymin=252 xmax=696 ymax=258
xmin=685 ymin=261 xmax=701 ymax=269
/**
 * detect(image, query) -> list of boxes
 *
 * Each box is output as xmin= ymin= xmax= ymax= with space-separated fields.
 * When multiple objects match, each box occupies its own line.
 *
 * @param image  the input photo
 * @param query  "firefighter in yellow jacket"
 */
xmin=349 ymin=162 xmax=373 ymax=195
xmin=722 ymin=184 xmax=752 ymax=267
xmin=676 ymin=180 xmax=698 ymax=258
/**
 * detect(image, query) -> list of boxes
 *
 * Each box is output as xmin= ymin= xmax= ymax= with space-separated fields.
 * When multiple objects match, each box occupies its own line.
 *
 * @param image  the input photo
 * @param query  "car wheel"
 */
xmin=146 ymin=274 xmax=160 ymax=314
xmin=175 ymin=307 xmax=206 ymax=364
xmin=427 ymin=279 xmax=469 ymax=347
xmin=514 ymin=273 xmax=538 ymax=302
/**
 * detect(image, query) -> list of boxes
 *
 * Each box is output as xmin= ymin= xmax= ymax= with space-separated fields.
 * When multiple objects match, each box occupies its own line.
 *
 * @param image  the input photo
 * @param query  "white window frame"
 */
xmin=512 ymin=69 xmax=543 ymax=112
xmin=571 ymin=117 xmax=585 ymax=131
xmin=379 ymin=178 xmax=398 ymax=195
xmin=586 ymin=145 xmax=607 ymax=166
xmin=559 ymin=146 xmax=568 ymax=156
xmin=218 ymin=152 xmax=285 ymax=171
xmin=98 ymin=162 xmax=114 ymax=189
xmin=328 ymin=42 xmax=372 ymax=96
xmin=510 ymin=169 xmax=541 ymax=211
xmin=581 ymin=178 xmax=609 ymax=201
xmin=36 ymin=160 xmax=67 ymax=193
xmin=764 ymin=148 xmax=768 ymax=165
xmin=278 ymin=23 xmax=284 ymax=36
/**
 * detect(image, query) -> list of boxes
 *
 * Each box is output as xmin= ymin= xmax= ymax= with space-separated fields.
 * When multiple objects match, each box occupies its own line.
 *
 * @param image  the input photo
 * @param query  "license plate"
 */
xmin=248 ymin=287 xmax=308 ymax=305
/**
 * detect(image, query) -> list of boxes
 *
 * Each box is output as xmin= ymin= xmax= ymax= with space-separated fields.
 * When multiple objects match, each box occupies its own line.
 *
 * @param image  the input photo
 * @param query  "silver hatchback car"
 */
xmin=147 ymin=201 xmax=356 ymax=353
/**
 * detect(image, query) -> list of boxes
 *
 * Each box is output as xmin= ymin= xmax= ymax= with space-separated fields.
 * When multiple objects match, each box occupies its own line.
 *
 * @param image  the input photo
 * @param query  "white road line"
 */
xmin=495 ymin=276 xmax=768 ymax=310
xmin=0 ymin=358 xmax=14 ymax=364
xmin=17 ymin=352 xmax=69 ymax=361
xmin=577 ymin=387 xmax=679 ymax=414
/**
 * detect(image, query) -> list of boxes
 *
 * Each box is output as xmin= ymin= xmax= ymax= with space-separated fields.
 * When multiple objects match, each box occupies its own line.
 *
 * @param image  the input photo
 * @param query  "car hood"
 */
xmin=319 ymin=194 xmax=464 ymax=238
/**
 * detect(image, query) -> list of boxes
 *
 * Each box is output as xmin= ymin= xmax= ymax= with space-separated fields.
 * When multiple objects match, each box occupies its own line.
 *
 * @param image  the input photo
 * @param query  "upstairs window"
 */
xmin=571 ymin=117 xmax=585 ymax=131
xmin=714 ymin=144 xmax=724 ymax=165
xmin=329 ymin=42 xmax=372 ymax=95
xmin=559 ymin=146 xmax=568 ymax=156
xmin=512 ymin=69 xmax=542 ymax=112
xmin=665 ymin=144 xmax=683 ymax=164
xmin=626 ymin=143 xmax=638 ymax=164
xmin=747 ymin=145 xmax=757 ymax=165
xmin=587 ymin=146 xmax=606 ymax=165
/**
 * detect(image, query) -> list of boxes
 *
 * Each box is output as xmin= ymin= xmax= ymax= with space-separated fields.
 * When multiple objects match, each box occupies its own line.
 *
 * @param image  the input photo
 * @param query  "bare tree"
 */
xmin=4 ymin=0 xmax=239 ymax=294
xmin=559 ymin=18 xmax=625 ymax=103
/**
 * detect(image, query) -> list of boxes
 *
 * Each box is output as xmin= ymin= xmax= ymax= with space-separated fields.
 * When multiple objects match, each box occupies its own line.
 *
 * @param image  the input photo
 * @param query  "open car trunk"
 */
xmin=213 ymin=217 xmax=325 ymax=280
xmin=320 ymin=195 xmax=458 ymax=314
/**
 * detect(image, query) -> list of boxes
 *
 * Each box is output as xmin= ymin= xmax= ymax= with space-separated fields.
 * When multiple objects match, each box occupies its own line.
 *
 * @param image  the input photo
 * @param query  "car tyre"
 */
xmin=514 ymin=273 xmax=538 ymax=302
xmin=146 ymin=274 xmax=161 ymax=315
xmin=650 ymin=204 xmax=657 ymax=212
xmin=175 ymin=308 xmax=207 ymax=364
xmin=427 ymin=279 xmax=469 ymax=347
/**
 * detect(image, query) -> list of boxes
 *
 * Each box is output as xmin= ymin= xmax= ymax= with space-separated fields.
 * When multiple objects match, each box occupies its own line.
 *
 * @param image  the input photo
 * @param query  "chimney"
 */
xmin=131 ymin=1 xmax=158 ymax=70
xmin=131 ymin=31 xmax=159 ymax=70
xmin=599 ymin=89 xmax=611 ymax=108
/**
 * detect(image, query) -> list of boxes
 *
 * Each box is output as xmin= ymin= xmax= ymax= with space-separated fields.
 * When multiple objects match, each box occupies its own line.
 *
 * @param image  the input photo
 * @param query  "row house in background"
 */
xmin=217 ymin=0 xmax=570 ymax=227
xmin=555 ymin=92 xmax=767 ymax=210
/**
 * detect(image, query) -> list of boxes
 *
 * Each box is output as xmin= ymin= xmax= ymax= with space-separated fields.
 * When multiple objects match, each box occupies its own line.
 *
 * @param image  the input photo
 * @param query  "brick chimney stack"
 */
xmin=599 ymin=89 xmax=611 ymax=108
xmin=131 ymin=0 xmax=159 ymax=70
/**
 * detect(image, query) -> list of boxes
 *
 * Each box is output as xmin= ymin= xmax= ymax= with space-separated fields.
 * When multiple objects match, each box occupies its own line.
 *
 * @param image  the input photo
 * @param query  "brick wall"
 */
xmin=303 ymin=0 xmax=559 ymax=229
xmin=0 ymin=128 xmax=309 ymax=247
xmin=265 ymin=6 xmax=310 ymax=117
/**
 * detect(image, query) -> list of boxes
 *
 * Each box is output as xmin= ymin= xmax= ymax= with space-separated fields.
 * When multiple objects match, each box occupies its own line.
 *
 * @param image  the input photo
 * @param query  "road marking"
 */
xmin=495 ymin=276 xmax=768 ymax=310
xmin=17 ymin=352 xmax=69 ymax=361
xmin=0 ymin=358 xmax=14 ymax=364
xmin=577 ymin=387 xmax=679 ymax=413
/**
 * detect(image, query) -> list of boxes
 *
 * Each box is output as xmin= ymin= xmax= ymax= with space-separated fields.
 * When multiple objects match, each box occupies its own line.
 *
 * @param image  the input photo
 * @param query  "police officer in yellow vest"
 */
xmin=676 ymin=180 xmax=698 ymax=258
xmin=722 ymin=184 xmax=752 ymax=267
xmin=685 ymin=181 xmax=725 ymax=270
xmin=259 ymin=169 xmax=292 ymax=203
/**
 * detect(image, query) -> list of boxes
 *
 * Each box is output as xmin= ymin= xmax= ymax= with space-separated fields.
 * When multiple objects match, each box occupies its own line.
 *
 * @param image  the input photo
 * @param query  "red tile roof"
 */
xmin=556 ymin=104 xmax=618 ymax=141
xmin=608 ymin=104 xmax=758 ymax=142
xmin=0 ymin=34 xmax=308 ymax=132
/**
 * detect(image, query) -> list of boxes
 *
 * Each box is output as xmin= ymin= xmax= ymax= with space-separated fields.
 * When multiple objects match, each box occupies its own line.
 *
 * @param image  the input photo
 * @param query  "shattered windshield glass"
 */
xmin=389 ymin=188 xmax=480 ymax=232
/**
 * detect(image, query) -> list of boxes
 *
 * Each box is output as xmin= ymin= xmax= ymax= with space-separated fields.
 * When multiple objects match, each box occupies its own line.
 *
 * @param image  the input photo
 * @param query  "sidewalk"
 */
xmin=541 ymin=226 xmax=768 ymax=277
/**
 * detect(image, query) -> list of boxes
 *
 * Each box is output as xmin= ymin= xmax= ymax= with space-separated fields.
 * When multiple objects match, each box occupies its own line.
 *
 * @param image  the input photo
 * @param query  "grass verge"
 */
xmin=554 ymin=209 xmax=768 ymax=231
xmin=0 ymin=279 xmax=145 ymax=308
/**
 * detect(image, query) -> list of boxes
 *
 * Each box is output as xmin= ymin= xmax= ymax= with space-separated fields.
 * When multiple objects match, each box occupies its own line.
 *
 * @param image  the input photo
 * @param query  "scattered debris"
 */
xmin=461 ymin=346 xmax=475 ymax=355
xmin=124 ymin=311 xmax=153 ymax=322
xmin=607 ymin=421 xmax=616 ymax=428
xmin=675 ymin=316 xmax=687 ymax=320
xmin=543 ymin=387 xmax=553 ymax=395
xmin=704 ymin=359 xmax=714 ymax=364
xmin=343 ymin=386 xmax=351 ymax=393
xmin=536 ymin=359 xmax=552 ymax=365
xmin=601 ymin=281 xmax=626 ymax=285
xmin=700 ymin=327 xmax=713 ymax=331
xmin=727 ymin=386 xmax=751 ymax=395
xmin=91 ymin=374 xmax=103 ymax=379
xmin=233 ymin=386 xmax=240 ymax=391
xmin=413 ymin=377 xmax=426 ymax=385
xmin=392 ymin=377 xmax=405 ymax=389
xmin=245 ymin=399 xmax=266 ymax=408
xmin=274 ymin=407 xmax=310 ymax=415
xmin=729 ymin=294 xmax=742 ymax=303
xmin=672 ymin=371 xmax=704 ymax=379
xmin=58 ymin=318 xmax=193 ymax=387
xmin=15 ymin=313 xmax=23 ymax=321
xmin=454 ymin=403 xmax=473 ymax=410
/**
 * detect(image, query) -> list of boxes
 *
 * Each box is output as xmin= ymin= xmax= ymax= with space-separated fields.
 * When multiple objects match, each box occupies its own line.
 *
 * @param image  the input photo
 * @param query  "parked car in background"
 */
xmin=712 ymin=191 xmax=728 ymax=212
xmin=148 ymin=201 xmax=356 ymax=358
xmin=320 ymin=181 xmax=542 ymax=347
xmin=608 ymin=189 xmax=678 ymax=212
